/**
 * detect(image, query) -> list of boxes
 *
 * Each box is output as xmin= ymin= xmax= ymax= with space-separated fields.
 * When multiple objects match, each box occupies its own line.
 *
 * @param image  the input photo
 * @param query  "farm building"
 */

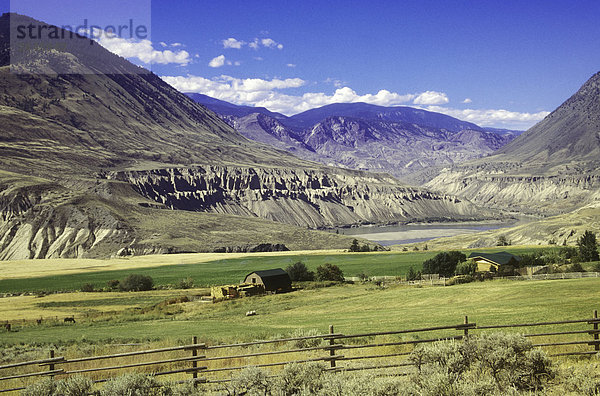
xmin=210 ymin=283 xmax=265 ymax=301
xmin=468 ymin=252 xmax=522 ymax=273
xmin=244 ymin=268 xmax=292 ymax=293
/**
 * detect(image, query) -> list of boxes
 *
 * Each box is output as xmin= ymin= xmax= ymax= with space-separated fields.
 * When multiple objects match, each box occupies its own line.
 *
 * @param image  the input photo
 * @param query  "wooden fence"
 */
xmin=1 ymin=311 xmax=599 ymax=394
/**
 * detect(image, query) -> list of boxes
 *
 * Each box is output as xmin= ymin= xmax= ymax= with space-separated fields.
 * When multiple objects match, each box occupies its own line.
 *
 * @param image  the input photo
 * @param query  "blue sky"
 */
xmin=3 ymin=0 xmax=600 ymax=129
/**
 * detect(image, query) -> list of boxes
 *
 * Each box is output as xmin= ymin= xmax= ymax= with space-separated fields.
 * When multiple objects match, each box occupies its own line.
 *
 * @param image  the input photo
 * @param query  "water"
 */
xmin=329 ymin=218 xmax=532 ymax=246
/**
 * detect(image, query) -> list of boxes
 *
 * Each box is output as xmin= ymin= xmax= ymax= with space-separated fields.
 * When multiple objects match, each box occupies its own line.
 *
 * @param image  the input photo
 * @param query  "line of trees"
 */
xmin=286 ymin=262 xmax=345 ymax=282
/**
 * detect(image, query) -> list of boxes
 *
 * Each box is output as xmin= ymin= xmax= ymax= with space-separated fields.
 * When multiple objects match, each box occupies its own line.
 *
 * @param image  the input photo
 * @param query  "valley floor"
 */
xmin=1 ymin=276 xmax=599 ymax=345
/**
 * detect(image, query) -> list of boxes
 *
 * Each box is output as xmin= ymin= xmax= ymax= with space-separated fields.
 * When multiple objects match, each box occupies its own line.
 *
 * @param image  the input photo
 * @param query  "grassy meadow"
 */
xmin=0 ymin=246 xmax=554 ymax=293
xmin=1 ymin=277 xmax=599 ymax=346
xmin=1 ymin=249 xmax=599 ymax=394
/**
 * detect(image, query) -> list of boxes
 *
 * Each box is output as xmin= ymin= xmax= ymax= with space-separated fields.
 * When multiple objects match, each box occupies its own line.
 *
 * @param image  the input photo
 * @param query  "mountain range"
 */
xmin=426 ymin=71 xmax=600 ymax=217
xmin=187 ymin=94 xmax=521 ymax=183
xmin=0 ymin=13 xmax=490 ymax=259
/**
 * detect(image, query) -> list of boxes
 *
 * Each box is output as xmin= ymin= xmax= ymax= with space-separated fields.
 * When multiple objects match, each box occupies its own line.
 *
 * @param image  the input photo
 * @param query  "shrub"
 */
xmin=315 ymin=263 xmax=345 ymax=282
xmin=119 ymin=274 xmax=154 ymax=291
xmin=21 ymin=376 xmax=93 ymax=396
xmin=290 ymin=328 xmax=323 ymax=349
xmin=100 ymin=374 xmax=164 ymax=396
xmin=316 ymin=371 xmax=404 ymax=396
xmin=55 ymin=376 xmax=94 ymax=396
xmin=80 ymin=283 xmax=95 ymax=292
xmin=177 ymin=277 xmax=195 ymax=289
xmin=226 ymin=367 xmax=272 ymax=396
xmin=422 ymin=251 xmax=466 ymax=277
xmin=568 ymin=262 xmax=585 ymax=272
xmin=409 ymin=333 xmax=554 ymax=394
xmin=497 ymin=235 xmax=511 ymax=246
xmin=286 ymin=261 xmax=315 ymax=281
xmin=563 ymin=362 xmax=600 ymax=395
xmin=277 ymin=362 xmax=326 ymax=395
xmin=21 ymin=378 xmax=56 ymax=396
xmin=107 ymin=279 xmax=120 ymax=290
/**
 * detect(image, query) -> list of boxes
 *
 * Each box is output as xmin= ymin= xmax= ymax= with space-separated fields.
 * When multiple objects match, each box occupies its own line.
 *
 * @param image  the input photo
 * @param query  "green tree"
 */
xmin=286 ymin=261 xmax=315 ymax=281
xmin=422 ymin=251 xmax=466 ymax=277
xmin=577 ymin=230 xmax=599 ymax=262
xmin=349 ymin=239 xmax=360 ymax=252
xmin=406 ymin=266 xmax=422 ymax=281
xmin=455 ymin=261 xmax=477 ymax=276
xmin=315 ymin=263 xmax=345 ymax=282
xmin=120 ymin=274 xmax=154 ymax=291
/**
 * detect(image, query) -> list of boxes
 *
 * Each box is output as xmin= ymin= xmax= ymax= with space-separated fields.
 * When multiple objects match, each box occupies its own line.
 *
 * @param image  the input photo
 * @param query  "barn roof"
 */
xmin=248 ymin=268 xmax=289 ymax=278
xmin=468 ymin=251 xmax=521 ymax=266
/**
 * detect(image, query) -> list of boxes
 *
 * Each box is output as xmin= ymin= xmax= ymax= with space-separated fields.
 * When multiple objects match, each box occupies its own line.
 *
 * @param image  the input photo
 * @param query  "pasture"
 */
xmin=0 ymin=246 xmax=553 ymax=293
xmin=1 ymin=277 xmax=599 ymax=346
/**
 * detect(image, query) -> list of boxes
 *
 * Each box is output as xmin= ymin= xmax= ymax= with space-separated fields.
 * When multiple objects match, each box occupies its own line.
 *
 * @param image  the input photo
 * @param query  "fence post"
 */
xmin=192 ymin=336 xmax=198 ymax=386
xmin=49 ymin=350 xmax=55 ymax=379
xmin=329 ymin=325 xmax=336 ymax=368
xmin=463 ymin=316 xmax=469 ymax=339
xmin=594 ymin=310 xmax=599 ymax=353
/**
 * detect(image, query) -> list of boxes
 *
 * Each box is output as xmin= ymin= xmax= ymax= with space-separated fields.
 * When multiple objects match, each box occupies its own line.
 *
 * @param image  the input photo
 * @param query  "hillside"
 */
xmin=0 ymin=13 xmax=492 ymax=259
xmin=188 ymin=95 xmax=519 ymax=181
xmin=403 ymin=202 xmax=600 ymax=250
xmin=426 ymin=71 xmax=600 ymax=215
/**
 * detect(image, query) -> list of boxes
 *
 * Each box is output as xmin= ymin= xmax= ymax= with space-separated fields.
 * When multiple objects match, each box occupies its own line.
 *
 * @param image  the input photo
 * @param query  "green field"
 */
xmin=2 ymin=277 xmax=599 ymax=346
xmin=0 ymin=246 xmax=554 ymax=293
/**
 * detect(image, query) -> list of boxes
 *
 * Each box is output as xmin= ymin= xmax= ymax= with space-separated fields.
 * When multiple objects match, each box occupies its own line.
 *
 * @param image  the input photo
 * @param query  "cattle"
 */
xmin=36 ymin=318 xmax=42 ymax=325
xmin=246 ymin=310 xmax=257 ymax=317
xmin=3 ymin=323 xmax=10 ymax=331
xmin=64 ymin=317 xmax=76 ymax=323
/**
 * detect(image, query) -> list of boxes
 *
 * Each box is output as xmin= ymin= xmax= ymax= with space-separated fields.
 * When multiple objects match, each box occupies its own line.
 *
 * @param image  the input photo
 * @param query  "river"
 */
xmin=329 ymin=217 xmax=534 ymax=246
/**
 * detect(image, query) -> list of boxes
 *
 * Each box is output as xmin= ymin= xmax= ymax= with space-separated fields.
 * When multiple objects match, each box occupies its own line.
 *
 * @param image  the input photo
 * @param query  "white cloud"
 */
xmin=208 ymin=55 xmax=226 ymax=68
xmin=171 ymin=43 xmax=183 ymax=47
xmin=222 ymin=37 xmax=245 ymax=49
xmin=254 ymin=56 xmax=264 ymax=61
xmin=161 ymin=73 xmax=548 ymax=128
xmin=159 ymin=42 xmax=167 ymax=47
xmin=161 ymin=74 xmax=414 ymax=115
xmin=287 ymin=63 xmax=296 ymax=68
xmin=325 ymin=78 xmax=344 ymax=88
xmin=462 ymin=98 xmax=472 ymax=104
xmin=247 ymin=38 xmax=284 ymax=50
xmin=261 ymin=38 xmax=277 ymax=48
xmin=413 ymin=91 xmax=450 ymax=105
xmin=425 ymin=106 xmax=550 ymax=129
xmin=94 ymin=30 xmax=191 ymax=65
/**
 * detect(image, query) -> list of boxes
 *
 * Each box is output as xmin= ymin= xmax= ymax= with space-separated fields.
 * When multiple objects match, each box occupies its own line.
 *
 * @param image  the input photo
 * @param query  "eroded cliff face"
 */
xmin=113 ymin=166 xmax=489 ymax=228
xmin=425 ymin=166 xmax=600 ymax=215
xmin=0 ymin=185 xmax=132 ymax=260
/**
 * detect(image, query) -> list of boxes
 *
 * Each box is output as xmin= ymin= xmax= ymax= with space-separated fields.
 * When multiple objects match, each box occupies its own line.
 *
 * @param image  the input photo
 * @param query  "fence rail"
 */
xmin=1 ymin=311 xmax=598 ymax=394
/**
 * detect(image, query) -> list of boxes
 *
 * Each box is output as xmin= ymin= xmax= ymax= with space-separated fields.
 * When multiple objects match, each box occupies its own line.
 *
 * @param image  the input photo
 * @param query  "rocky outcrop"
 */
xmin=0 ymin=188 xmax=132 ymax=260
xmin=426 ymin=164 xmax=600 ymax=215
xmin=113 ymin=165 xmax=492 ymax=229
